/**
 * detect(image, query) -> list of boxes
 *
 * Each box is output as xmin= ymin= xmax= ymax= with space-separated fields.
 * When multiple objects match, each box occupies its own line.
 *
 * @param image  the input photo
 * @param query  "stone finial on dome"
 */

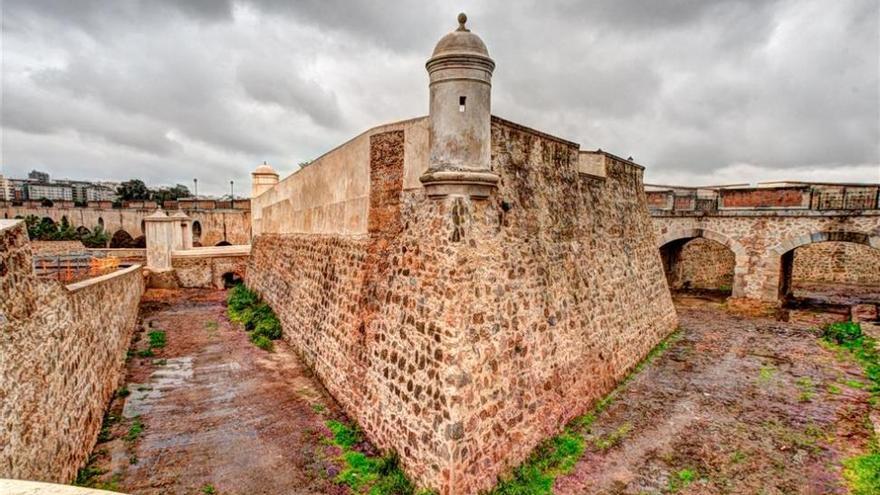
xmin=457 ymin=12 xmax=469 ymax=31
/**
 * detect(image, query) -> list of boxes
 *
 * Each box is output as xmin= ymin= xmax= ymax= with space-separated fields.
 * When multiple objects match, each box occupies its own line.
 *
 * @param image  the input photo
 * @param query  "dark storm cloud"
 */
xmin=2 ymin=0 xmax=877 ymax=194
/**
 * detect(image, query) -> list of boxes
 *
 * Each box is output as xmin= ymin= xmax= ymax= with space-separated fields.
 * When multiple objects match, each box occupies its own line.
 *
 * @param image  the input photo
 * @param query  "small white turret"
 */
xmin=251 ymin=161 xmax=279 ymax=199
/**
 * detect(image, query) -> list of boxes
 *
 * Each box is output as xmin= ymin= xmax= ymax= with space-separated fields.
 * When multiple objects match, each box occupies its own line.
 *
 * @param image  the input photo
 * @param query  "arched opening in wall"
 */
xmin=98 ymin=217 xmax=104 ymax=229
xmin=659 ymin=236 xmax=735 ymax=301
xmin=221 ymin=272 xmax=243 ymax=289
xmin=780 ymin=237 xmax=880 ymax=308
xmin=216 ymin=240 xmax=231 ymax=246
xmin=192 ymin=221 xmax=202 ymax=246
xmin=109 ymin=229 xmax=135 ymax=248
xmin=132 ymin=235 xmax=146 ymax=248
xmin=140 ymin=219 xmax=146 ymax=234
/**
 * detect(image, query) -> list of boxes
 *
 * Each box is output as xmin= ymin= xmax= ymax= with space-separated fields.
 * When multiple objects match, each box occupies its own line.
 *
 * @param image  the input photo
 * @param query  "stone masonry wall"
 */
xmin=249 ymin=120 xmax=678 ymax=493
xmin=666 ymin=238 xmax=735 ymax=290
xmin=792 ymin=241 xmax=880 ymax=286
xmin=172 ymin=254 xmax=249 ymax=289
xmin=0 ymin=220 xmax=144 ymax=483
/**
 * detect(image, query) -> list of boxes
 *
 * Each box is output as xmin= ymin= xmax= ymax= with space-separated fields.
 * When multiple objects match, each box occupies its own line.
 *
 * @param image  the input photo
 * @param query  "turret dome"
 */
xmin=431 ymin=13 xmax=490 ymax=58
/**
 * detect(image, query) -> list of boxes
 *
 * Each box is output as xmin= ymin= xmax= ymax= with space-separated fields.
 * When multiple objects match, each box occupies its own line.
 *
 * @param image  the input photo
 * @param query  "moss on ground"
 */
xmin=821 ymin=321 xmax=880 ymax=495
xmin=323 ymin=418 xmax=434 ymax=495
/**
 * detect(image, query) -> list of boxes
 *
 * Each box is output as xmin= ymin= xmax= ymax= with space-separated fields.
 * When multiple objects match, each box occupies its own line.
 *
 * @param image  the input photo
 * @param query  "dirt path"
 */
xmin=554 ymin=295 xmax=875 ymax=495
xmin=82 ymin=289 xmax=348 ymax=495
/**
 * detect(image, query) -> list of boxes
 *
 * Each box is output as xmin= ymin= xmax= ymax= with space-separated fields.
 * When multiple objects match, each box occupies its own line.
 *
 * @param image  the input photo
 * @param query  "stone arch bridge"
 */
xmin=1 ymin=199 xmax=251 ymax=247
xmin=647 ymin=183 xmax=880 ymax=307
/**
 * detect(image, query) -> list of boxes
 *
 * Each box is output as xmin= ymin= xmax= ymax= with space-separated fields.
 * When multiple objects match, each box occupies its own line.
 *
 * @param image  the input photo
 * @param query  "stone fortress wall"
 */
xmin=0 ymin=219 xmax=144 ymax=483
xmin=247 ymin=114 xmax=678 ymax=492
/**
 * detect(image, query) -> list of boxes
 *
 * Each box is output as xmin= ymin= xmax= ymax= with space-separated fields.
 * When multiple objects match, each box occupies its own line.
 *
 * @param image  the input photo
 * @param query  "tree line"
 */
xmin=19 ymin=215 xmax=110 ymax=248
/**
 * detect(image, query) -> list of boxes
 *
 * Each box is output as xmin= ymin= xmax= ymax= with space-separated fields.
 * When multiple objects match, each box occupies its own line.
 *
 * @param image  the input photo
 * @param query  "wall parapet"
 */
xmin=0 ymin=220 xmax=144 ymax=483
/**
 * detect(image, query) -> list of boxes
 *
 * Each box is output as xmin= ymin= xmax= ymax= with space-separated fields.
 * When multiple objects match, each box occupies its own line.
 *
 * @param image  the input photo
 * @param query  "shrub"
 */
xmin=251 ymin=334 xmax=274 ymax=352
xmin=148 ymin=330 xmax=166 ymax=349
xmin=226 ymin=284 xmax=284 ymax=351
xmin=253 ymin=315 xmax=282 ymax=340
xmin=227 ymin=284 xmax=258 ymax=318
xmin=824 ymin=321 xmax=863 ymax=346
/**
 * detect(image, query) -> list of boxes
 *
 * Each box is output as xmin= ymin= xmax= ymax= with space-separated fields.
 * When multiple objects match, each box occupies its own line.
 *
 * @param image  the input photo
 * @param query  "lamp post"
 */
xmin=193 ymin=178 xmax=198 ymax=199
xmin=230 ymin=180 xmax=234 ymax=202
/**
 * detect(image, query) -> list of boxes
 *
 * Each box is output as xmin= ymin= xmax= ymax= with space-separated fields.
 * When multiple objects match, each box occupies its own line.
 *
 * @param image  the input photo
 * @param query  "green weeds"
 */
xmin=148 ymin=330 xmax=166 ymax=348
xmin=125 ymin=417 xmax=145 ymax=442
xmin=820 ymin=322 xmax=880 ymax=495
xmin=323 ymin=418 xmax=429 ymax=494
xmin=201 ymin=484 xmax=217 ymax=494
xmin=795 ymin=376 xmax=816 ymax=402
xmin=667 ymin=468 xmax=697 ymax=492
xmin=227 ymin=284 xmax=282 ymax=351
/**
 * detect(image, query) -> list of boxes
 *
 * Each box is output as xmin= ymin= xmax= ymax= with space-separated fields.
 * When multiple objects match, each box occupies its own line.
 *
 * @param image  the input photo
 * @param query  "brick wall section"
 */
xmin=0 ymin=220 xmax=144 ymax=483
xmin=663 ymin=238 xmax=735 ymax=290
xmin=793 ymin=242 xmax=880 ymax=286
xmin=249 ymin=122 xmax=678 ymax=493
xmin=720 ymin=188 xmax=808 ymax=208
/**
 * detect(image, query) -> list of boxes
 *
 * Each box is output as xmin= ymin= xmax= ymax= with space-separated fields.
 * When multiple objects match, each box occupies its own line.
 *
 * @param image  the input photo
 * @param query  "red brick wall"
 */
xmin=720 ymin=188 xmax=808 ymax=208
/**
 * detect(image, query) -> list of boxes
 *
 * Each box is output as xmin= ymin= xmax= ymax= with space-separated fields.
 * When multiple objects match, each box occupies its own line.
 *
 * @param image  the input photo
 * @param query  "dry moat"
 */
xmin=75 ymin=288 xmax=877 ymax=495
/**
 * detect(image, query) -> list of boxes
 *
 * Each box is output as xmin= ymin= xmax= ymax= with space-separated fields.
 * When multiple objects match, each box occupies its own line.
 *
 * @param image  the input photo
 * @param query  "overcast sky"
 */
xmin=2 ymin=0 xmax=878 ymax=195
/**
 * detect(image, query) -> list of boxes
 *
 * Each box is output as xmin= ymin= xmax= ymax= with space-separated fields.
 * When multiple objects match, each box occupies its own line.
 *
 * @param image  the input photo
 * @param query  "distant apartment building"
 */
xmin=0 ymin=175 xmax=12 ymax=201
xmin=2 ymin=170 xmax=119 ymax=203
xmin=26 ymin=182 xmax=74 ymax=202
xmin=85 ymin=185 xmax=118 ymax=202
xmin=27 ymin=170 xmax=50 ymax=183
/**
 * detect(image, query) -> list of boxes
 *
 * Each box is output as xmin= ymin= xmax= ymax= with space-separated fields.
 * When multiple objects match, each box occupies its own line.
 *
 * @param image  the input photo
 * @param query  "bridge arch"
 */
xmin=764 ymin=230 xmax=880 ymax=302
xmin=657 ymin=228 xmax=749 ymax=298
xmin=109 ymin=229 xmax=135 ymax=248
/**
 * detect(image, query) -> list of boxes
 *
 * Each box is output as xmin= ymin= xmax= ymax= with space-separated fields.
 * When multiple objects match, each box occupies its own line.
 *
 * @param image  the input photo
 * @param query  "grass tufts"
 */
xmin=821 ymin=321 xmax=880 ymax=495
xmin=147 ymin=330 xmax=166 ymax=348
xmin=324 ymin=418 xmax=430 ymax=494
xmin=226 ymin=284 xmax=283 ymax=351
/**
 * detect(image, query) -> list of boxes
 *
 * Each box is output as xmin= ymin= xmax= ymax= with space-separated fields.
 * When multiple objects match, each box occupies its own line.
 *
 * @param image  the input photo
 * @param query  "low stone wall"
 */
xmin=0 ymin=220 xmax=144 ymax=483
xmin=248 ymin=120 xmax=678 ymax=493
xmin=171 ymin=246 xmax=250 ymax=289
xmin=30 ymin=241 xmax=88 ymax=256
xmin=793 ymin=242 xmax=880 ymax=287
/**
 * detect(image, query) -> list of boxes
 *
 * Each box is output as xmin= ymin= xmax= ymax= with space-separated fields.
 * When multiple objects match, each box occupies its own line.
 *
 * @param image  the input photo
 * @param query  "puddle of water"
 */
xmin=123 ymin=356 xmax=193 ymax=418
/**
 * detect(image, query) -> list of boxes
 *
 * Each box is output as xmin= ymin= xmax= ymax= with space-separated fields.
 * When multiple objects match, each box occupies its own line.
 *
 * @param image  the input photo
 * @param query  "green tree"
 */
xmin=151 ymin=184 xmax=191 ymax=203
xmin=80 ymin=225 xmax=109 ymax=248
xmin=116 ymin=179 xmax=151 ymax=201
xmin=53 ymin=216 xmax=78 ymax=241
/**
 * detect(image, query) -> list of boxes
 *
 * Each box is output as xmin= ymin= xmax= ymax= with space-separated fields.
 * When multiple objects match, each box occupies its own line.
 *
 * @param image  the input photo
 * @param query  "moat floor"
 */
xmin=554 ymin=294 xmax=875 ymax=495
xmin=79 ymin=290 xmax=875 ymax=494
xmin=83 ymin=289 xmax=349 ymax=495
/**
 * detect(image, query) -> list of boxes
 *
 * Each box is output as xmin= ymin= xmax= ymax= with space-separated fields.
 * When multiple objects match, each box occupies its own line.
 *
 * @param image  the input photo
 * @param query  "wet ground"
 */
xmin=82 ymin=289 xmax=347 ymax=495
xmin=80 ymin=289 xmax=875 ymax=494
xmin=554 ymin=294 xmax=875 ymax=495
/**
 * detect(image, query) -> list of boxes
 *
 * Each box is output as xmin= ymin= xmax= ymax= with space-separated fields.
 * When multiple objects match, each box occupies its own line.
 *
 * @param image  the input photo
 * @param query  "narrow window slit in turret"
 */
xmin=459 ymin=96 xmax=466 ymax=112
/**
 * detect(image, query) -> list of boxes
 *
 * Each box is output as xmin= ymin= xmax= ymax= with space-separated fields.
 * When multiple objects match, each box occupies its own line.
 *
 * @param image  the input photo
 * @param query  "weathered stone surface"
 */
xmin=653 ymin=213 xmax=880 ymax=302
xmin=247 ymin=119 xmax=678 ymax=493
xmin=792 ymin=242 xmax=880 ymax=286
xmin=0 ymin=220 xmax=144 ymax=483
